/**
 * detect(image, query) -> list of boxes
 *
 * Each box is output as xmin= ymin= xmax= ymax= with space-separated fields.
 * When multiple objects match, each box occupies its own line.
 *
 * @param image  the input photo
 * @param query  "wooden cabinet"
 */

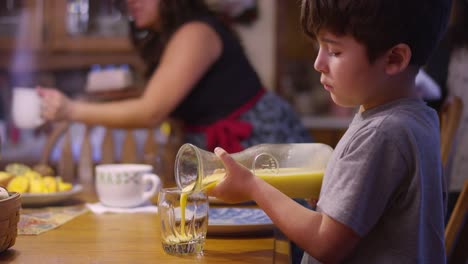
xmin=0 ymin=0 xmax=43 ymax=51
xmin=47 ymin=0 xmax=133 ymax=52
xmin=0 ymin=0 xmax=143 ymax=72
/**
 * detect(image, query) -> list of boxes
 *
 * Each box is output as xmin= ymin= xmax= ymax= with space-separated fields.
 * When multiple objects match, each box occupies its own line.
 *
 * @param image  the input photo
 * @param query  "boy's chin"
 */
xmin=330 ymin=96 xmax=358 ymax=108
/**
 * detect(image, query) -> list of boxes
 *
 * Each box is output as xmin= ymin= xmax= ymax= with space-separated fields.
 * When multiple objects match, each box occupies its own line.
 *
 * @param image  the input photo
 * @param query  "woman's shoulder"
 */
xmin=189 ymin=15 xmax=225 ymax=31
xmin=171 ymin=18 xmax=222 ymax=46
xmin=184 ymin=15 xmax=236 ymax=42
xmin=163 ymin=18 xmax=222 ymax=63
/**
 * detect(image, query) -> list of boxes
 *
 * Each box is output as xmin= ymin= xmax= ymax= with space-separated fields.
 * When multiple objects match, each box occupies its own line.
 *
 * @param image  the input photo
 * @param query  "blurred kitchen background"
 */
xmin=0 ymin=0 xmax=350 ymax=165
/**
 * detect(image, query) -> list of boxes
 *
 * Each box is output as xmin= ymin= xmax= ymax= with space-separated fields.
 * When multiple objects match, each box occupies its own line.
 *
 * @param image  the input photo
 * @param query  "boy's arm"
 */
xmin=209 ymin=148 xmax=360 ymax=263
xmin=252 ymin=176 xmax=360 ymax=263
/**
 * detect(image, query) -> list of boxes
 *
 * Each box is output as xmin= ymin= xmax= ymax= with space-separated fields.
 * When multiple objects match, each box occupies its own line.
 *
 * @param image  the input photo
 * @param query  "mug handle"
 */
xmin=36 ymin=95 xmax=45 ymax=127
xmin=142 ymin=173 xmax=161 ymax=202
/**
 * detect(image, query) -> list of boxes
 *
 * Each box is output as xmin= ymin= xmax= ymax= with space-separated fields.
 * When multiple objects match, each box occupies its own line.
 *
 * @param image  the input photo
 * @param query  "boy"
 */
xmin=209 ymin=0 xmax=451 ymax=263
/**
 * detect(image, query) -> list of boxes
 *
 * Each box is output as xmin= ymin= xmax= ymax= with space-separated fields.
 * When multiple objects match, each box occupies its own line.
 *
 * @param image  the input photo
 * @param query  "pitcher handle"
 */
xmin=252 ymin=153 xmax=279 ymax=175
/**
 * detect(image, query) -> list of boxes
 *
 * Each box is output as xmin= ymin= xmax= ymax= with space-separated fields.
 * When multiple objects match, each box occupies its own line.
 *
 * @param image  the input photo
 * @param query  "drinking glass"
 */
xmin=158 ymin=188 xmax=208 ymax=255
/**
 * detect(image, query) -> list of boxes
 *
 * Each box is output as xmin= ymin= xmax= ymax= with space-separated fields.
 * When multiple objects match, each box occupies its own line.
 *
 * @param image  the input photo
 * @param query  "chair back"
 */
xmin=439 ymin=96 xmax=463 ymax=167
xmin=39 ymin=120 xmax=184 ymax=188
xmin=445 ymin=180 xmax=468 ymax=264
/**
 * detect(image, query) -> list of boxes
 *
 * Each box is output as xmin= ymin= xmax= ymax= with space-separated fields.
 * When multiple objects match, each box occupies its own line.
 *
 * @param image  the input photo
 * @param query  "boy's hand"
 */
xmin=207 ymin=147 xmax=258 ymax=204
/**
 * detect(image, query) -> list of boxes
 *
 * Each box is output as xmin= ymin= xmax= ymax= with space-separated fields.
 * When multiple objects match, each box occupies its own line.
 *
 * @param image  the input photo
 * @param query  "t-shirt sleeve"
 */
xmin=317 ymin=127 xmax=409 ymax=236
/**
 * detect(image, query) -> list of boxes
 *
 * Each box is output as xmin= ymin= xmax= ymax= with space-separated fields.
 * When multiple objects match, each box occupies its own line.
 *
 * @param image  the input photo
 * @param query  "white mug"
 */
xmin=95 ymin=164 xmax=161 ymax=208
xmin=11 ymin=87 xmax=45 ymax=129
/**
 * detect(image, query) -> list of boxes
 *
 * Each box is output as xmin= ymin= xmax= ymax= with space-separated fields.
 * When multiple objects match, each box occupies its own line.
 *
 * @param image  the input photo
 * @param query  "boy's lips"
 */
xmin=320 ymin=77 xmax=333 ymax=91
xmin=321 ymin=82 xmax=333 ymax=91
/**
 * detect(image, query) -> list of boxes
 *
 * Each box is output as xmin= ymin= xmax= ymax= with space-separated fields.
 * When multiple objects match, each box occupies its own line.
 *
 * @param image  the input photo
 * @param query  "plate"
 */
xmin=208 ymin=207 xmax=273 ymax=235
xmin=21 ymin=184 xmax=83 ymax=207
xmin=208 ymin=196 xmax=255 ymax=205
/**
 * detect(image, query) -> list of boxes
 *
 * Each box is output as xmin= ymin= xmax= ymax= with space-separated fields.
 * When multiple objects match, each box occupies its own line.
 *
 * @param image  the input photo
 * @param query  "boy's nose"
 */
xmin=314 ymin=49 xmax=328 ymax=73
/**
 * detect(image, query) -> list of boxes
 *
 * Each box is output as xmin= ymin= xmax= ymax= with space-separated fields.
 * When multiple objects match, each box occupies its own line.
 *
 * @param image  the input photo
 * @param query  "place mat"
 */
xmin=86 ymin=202 xmax=158 ymax=214
xmin=18 ymin=205 xmax=89 ymax=235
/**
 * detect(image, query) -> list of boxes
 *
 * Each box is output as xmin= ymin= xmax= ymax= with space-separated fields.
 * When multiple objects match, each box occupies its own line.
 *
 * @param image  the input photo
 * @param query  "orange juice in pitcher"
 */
xmin=175 ymin=143 xmax=332 ymax=199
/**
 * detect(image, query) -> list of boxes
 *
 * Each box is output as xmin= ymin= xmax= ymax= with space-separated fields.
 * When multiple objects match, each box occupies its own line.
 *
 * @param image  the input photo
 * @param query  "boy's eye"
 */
xmin=328 ymin=51 xmax=341 ymax=57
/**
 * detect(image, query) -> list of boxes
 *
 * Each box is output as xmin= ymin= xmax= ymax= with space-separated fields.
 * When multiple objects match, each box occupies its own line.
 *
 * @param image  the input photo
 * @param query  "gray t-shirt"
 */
xmin=303 ymin=98 xmax=446 ymax=264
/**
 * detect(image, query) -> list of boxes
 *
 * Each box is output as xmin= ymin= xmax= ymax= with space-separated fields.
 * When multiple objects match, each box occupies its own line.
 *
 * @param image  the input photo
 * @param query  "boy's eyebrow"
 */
xmin=319 ymin=37 xmax=341 ymax=45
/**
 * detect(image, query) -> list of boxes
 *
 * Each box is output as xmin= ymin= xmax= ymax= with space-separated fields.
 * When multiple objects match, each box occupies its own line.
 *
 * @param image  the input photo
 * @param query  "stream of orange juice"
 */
xmin=177 ymin=168 xmax=324 ymax=239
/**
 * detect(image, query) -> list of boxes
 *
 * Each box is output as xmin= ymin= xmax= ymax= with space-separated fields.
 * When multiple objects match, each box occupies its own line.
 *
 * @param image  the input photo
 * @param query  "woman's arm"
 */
xmin=208 ymin=148 xmax=361 ymax=263
xmin=39 ymin=21 xmax=222 ymax=128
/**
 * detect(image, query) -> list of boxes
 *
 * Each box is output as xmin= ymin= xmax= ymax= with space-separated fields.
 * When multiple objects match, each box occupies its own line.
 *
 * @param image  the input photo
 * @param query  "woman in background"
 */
xmin=38 ymin=0 xmax=311 ymax=153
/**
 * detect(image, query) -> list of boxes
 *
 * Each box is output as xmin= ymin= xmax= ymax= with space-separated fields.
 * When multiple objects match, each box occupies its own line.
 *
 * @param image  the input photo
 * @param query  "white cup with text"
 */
xmin=95 ymin=164 xmax=161 ymax=208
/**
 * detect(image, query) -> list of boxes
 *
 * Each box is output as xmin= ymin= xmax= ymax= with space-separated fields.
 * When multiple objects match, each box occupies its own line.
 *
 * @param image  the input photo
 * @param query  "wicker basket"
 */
xmin=0 ymin=192 xmax=20 ymax=253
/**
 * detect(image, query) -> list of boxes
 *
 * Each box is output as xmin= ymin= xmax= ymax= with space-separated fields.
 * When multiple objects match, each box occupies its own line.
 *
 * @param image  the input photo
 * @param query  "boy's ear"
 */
xmin=384 ymin=43 xmax=412 ymax=75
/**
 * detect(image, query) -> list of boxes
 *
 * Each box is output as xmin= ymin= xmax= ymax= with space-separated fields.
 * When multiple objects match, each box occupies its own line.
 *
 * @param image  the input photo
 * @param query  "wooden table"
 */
xmin=0 ymin=194 xmax=275 ymax=263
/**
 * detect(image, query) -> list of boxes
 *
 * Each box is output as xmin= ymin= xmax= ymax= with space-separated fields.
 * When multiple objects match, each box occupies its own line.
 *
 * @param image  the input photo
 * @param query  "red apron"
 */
xmin=185 ymin=89 xmax=266 ymax=153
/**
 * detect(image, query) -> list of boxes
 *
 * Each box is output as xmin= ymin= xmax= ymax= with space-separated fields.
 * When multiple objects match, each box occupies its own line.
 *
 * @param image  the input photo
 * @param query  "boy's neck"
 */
xmin=360 ymin=67 xmax=419 ymax=112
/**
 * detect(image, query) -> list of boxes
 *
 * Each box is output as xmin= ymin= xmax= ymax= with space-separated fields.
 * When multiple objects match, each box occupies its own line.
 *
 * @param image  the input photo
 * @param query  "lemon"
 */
xmin=5 ymin=163 xmax=31 ymax=176
xmin=29 ymin=178 xmax=46 ymax=193
xmin=0 ymin=171 xmax=13 ymax=187
xmin=43 ymin=176 xmax=58 ymax=193
xmin=56 ymin=177 xmax=72 ymax=192
xmin=23 ymin=170 xmax=42 ymax=181
xmin=32 ymin=164 xmax=55 ymax=177
xmin=7 ymin=176 xmax=29 ymax=193
xmin=58 ymin=182 xmax=72 ymax=192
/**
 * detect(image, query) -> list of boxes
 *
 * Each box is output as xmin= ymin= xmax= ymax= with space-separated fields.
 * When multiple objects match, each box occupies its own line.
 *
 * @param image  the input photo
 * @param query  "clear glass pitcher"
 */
xmin=175 ymin=143 xmax=333 ymax=198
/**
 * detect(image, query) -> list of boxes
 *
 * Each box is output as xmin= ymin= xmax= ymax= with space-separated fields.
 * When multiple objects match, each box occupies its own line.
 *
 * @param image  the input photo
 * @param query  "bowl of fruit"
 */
xmin=0 ymin=187 xmax=20 ymax=253
xmin=0 ymin=163 xmax=82 ymax=207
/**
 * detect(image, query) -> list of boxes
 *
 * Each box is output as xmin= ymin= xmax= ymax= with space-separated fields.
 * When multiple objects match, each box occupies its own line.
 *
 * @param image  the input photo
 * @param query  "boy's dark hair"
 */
xmin=301 ymin=0 xmax=452 ymax=66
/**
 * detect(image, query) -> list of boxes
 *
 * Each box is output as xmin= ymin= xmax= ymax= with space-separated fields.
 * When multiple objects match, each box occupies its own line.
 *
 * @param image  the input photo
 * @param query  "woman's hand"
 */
xmin=37 ymin=87 xmax=74 ymax=121
xmin=207 ymin=147 xmax=258 ymax=204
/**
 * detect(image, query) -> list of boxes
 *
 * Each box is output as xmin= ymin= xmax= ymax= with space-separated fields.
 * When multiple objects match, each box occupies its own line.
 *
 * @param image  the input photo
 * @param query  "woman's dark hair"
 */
xmin=130 ymin=0 xmax=214 ymax=78
xmin=449 ymin=0 xmax=468 ymax=50
xmin=301 ymin=0 xmax=452 ymax=66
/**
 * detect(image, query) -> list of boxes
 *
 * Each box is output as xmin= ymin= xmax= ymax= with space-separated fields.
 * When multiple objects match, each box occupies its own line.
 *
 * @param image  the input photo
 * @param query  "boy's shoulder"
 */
xmin=356 ymin=98 xmax=439 ymax=133
xmin=343 ymin=98 xmax=440 ymax=159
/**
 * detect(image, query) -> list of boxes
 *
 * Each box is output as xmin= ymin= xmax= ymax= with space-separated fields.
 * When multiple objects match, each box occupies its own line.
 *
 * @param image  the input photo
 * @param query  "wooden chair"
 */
xmin=439 ymin=95 xmax=463 ymax=167
xmin=39 ymin=120 xmax=184 ymax=188
xmin=445 ymin=180 xmax=468 ymax=263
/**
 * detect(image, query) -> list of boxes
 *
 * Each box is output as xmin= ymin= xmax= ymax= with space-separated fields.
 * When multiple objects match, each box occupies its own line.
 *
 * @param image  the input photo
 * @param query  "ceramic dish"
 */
xmin=208 ymin=207 xmax=273 ymax=235
xmin=21 ymin=184 xmax=83 ymax=207
xmin=208 ymin=196 xmax=255 ymax=205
